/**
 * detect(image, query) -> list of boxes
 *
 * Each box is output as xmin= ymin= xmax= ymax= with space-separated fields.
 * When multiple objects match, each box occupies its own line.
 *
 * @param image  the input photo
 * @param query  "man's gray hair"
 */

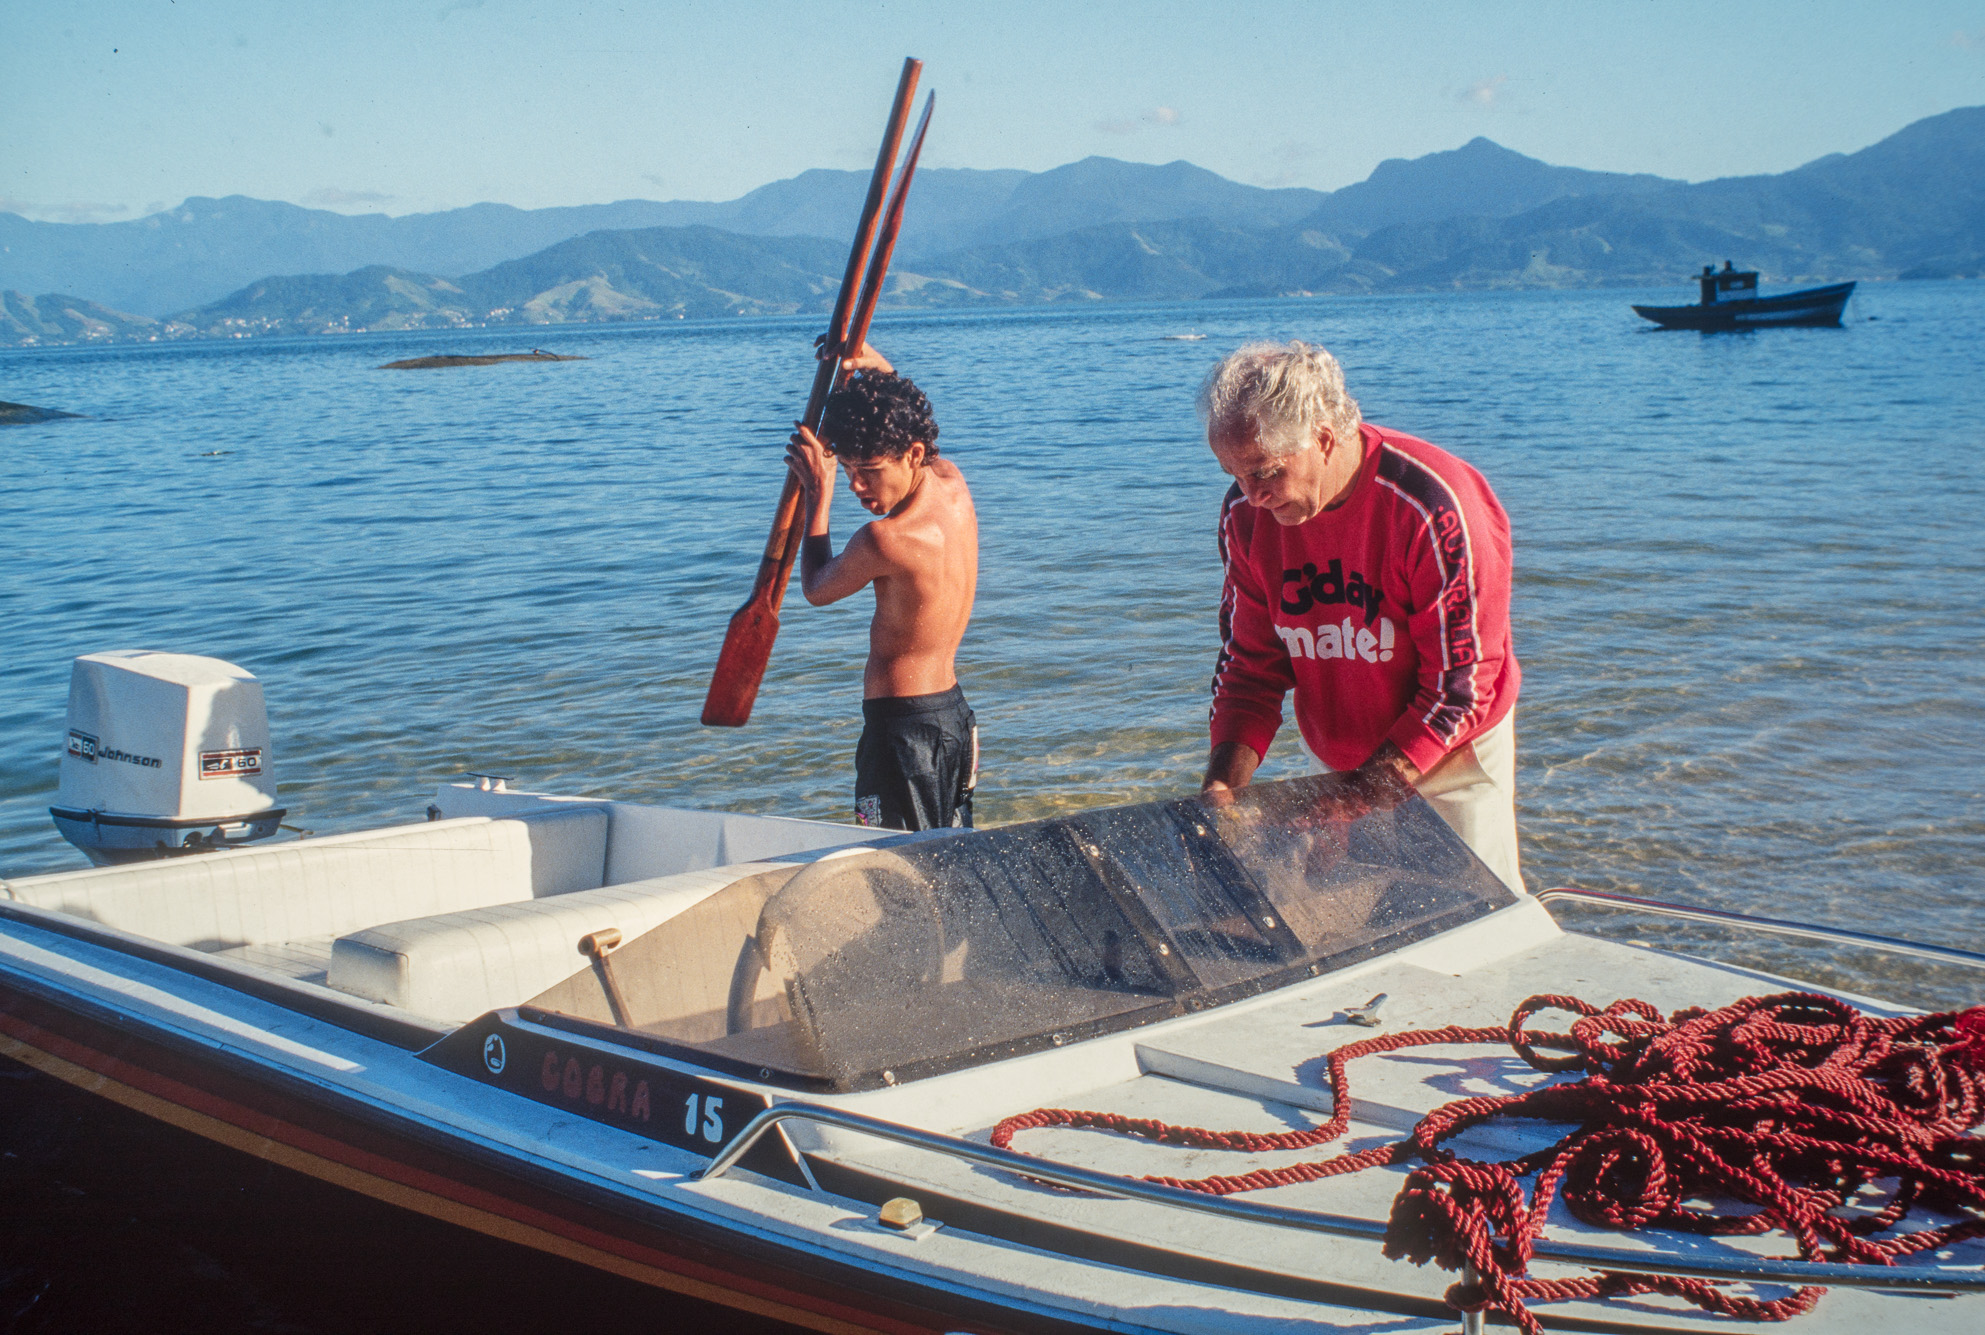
xmin=1197 ymin=341 xmax=1362 ymax=457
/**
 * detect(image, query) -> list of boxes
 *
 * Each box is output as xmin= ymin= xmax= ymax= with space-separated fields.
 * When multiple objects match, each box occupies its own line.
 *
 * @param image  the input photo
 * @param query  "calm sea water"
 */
xmin=1 ymin=286 xmax=1982 ymax=1327
xmin=3 ymin=285 xmax=1981 ymax=974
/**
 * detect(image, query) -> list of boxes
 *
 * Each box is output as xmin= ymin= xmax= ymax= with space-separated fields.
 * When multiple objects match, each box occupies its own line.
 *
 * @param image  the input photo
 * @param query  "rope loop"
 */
xmin=990 ymin=990 xmax=1985 ymax=1335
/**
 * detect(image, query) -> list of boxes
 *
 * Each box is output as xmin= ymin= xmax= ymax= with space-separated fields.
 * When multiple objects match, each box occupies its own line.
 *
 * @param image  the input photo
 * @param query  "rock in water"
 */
xmin=378 ymin=350 xmax=588 ymax=370
xmin=0 ymin=400 xmax=79 ymax=425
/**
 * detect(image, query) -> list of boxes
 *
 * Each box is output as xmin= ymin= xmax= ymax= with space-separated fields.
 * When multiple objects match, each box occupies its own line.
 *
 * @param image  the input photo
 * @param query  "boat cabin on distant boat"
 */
xmin=1699 ymin=260 xmax=1758 ymax=305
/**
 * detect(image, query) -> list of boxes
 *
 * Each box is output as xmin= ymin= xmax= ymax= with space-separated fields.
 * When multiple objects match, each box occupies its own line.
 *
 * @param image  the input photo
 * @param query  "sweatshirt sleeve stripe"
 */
xmin=1374 ymin=445 xmax=1487 ymax=749
xmin=1208 ymin=481 xmax=1288 ymax=757
xmin=1210 ymin=480 xmax=1248 ymax=713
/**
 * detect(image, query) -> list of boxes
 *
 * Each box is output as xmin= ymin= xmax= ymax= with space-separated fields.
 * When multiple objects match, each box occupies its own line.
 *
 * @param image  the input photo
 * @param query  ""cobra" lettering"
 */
xmin=536 ymin=1047 xmax=653 ymax=1123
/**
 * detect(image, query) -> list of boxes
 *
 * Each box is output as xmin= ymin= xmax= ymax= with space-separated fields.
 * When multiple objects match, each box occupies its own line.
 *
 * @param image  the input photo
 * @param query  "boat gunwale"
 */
xmin=0 ymin=895 xmax=448 ymax=1048
xmin=702 ymin=1088 xmax=1985 ymax=1294
xmin=1534 ymin=887 xmax=1985 ymax=971
xmin=0 ymin=972 xmax=1129 ymax=1335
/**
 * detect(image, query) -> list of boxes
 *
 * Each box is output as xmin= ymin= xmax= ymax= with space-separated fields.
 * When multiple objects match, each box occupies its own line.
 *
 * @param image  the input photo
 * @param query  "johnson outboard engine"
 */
xmin=49 ymin=651 xmax=284 ymax=866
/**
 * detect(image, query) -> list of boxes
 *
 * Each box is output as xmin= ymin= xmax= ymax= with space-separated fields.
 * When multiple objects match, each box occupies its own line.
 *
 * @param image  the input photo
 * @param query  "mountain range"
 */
xmin=3 ymin=107 xmax=1979 ymax=348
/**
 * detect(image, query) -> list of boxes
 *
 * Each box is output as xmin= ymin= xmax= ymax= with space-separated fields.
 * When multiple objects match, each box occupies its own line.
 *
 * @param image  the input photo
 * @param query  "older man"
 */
xmin=1198 ymin=341 xmax=1523 ymax=890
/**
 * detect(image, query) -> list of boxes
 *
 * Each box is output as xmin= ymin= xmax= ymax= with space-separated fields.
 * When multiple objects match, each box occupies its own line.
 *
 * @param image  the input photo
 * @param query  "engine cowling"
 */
xmin=50 ymin=650 xmax=284 ymax=865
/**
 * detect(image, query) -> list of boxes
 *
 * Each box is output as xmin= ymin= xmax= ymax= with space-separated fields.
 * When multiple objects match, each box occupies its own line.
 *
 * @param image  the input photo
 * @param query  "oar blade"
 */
xmin=702 ymin=596 xmax=782 ymax=727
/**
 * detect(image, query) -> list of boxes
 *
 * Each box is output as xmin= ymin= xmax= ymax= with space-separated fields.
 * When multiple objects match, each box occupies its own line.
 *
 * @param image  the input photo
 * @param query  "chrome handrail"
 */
xmin=1535 ymin=887 xmax=1985 ymax=971
xmin=700 ymin=1103 xmax=1982 ymax=1293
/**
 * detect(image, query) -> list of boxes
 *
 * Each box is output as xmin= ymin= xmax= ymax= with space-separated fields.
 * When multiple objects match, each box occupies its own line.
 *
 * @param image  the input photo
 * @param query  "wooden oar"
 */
xmin=701 ymin=64 xmax=926 ymax=727
xmin=842 ymin=92 xmax=934 ymax=370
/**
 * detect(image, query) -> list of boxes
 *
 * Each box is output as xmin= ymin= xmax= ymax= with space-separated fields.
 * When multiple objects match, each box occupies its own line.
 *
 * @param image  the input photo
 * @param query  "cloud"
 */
xmin=1094 ymin=105 xmax=1184 ymax=136
xmin=300 ymin=188 xmax=396 ymax=210
xmin=1954 ymin=28 xmax=1985 ymax=49
xmin=1460 ymin=75 xmax=1507 ymax=107
xmin=7 ymin=200 xmax=134 ymax=223
xmin=1251 ymin=140 xmax=1322 ymax=187
xmin=640 ymin=172 xmax=669 ymax=191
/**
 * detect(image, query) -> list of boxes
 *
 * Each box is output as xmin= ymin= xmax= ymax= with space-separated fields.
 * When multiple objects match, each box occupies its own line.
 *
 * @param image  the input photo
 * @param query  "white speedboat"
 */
xmin=3 ymin=661 xmax=1980 ymax=1333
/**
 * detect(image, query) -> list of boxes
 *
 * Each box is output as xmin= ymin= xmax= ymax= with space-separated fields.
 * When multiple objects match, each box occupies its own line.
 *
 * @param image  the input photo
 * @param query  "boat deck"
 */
xmin=800 ymin=932 xmax=1980 ymax=1332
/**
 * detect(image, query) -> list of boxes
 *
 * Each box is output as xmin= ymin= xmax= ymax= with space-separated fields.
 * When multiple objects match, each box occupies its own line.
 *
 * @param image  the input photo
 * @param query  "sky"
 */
xmin=6 ymin=1 xmax=1984 ymax=224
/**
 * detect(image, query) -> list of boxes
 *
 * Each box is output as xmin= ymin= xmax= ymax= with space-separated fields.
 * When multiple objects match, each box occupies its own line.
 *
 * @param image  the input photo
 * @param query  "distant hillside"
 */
xmin=1316 ymin=105 xmax=1985 ymax=292
xmin=149 ymin=228 xmax=853 ymax=339
xmin=0 ymin=162 xmax=1323 ymax=318
xmin=1299 ymin=138 xmax=1679 ymax=235
xmin=901 ymin=106 xmax=1985 ymax=302
xmin=5 ymin=107 xmax=1978 ymax=347
xmin=1 ymin=290 xmax=168 ymax=345
xmin=899 ymin=219 xmax=1349 ymax=304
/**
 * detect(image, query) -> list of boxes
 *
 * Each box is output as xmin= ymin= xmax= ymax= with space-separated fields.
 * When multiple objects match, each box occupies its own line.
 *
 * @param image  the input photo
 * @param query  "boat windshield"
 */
xmin=523 ymin=775 xmax=1518 ymax=1092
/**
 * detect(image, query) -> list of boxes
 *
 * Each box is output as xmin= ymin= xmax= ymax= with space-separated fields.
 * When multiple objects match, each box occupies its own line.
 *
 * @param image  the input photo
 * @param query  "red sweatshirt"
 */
xmin=1211 ymin=423 xmax=1519 ymax=775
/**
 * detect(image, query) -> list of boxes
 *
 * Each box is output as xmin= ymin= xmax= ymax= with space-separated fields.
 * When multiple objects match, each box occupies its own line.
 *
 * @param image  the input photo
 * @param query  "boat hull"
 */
xmin=1633 ymin=281 xmax=1856 ymax=329
xmin=0 ymin=974 xmax=1107 ymax=1335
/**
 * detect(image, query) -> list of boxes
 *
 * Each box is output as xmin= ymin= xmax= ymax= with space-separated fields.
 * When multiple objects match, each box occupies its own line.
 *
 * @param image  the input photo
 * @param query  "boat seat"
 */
xmin=212 ymin=936 xmax=339 ymax=985
xmin=326 ymin=861 xmax=792 ymax=1021
xmin=0 ymin=807 xmax=610 ymax=958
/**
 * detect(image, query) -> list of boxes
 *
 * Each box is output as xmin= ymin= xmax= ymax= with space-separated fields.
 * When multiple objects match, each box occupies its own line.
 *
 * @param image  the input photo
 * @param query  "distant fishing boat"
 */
xmin=1633 ymin=262 xmax=1855 ymax=330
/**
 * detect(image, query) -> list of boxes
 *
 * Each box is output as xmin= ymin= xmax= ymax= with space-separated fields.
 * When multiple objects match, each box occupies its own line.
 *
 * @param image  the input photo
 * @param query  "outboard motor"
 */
xmin=49 ymin=651 xmax=284 ymax=865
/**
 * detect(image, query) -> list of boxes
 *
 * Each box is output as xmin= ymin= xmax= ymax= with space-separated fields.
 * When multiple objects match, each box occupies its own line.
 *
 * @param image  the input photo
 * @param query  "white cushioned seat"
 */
xmin=211 ymin=936 xmax=340 ymax=984
xmin=328 ymin=861 xmax=788 ymax=1021
xmin=0 ymin=808 xmax=609 ymax=963
xmin=515 ymin=804 xmax=609 ymax=897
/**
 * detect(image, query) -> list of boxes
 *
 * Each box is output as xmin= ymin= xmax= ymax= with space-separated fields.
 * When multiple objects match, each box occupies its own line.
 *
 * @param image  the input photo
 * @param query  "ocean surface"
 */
xmin=1 ymin=284 xmax=1981 ymax=1325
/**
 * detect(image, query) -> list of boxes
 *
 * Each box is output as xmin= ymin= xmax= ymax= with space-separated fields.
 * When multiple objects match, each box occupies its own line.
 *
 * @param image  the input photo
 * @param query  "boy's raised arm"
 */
xmin=788 ymin=421 xmax=897 ymax=606
xmin=801 ymin=526 xmax=894 ymax=606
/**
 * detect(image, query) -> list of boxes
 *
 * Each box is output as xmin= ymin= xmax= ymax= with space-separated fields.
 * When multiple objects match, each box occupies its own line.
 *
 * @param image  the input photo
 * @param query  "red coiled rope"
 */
xmin=991 ymin=993 xmax=1985 ymax=1335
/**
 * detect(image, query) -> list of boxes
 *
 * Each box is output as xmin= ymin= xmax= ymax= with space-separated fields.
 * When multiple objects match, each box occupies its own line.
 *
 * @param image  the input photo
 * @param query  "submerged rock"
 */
xmin=378 ymin=350 xmax=588 ymax=370
xmin=0 ymin=400 xmax=79 ymax=425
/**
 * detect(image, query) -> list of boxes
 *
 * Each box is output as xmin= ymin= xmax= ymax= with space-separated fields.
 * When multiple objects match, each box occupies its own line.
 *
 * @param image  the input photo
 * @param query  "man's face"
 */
xmin=1209 ymin=423 xmax=1331 ymax=526
xmin=834 ymin=442 xmax=928 ymax=515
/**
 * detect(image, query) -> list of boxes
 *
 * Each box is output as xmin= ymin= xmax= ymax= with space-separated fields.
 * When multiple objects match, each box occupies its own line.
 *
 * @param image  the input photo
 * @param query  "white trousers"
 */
xmin=1301 ymin=709 xmax=1524 ymax=893
xmin=1413 ymin=709 xmax=1524 ymax=894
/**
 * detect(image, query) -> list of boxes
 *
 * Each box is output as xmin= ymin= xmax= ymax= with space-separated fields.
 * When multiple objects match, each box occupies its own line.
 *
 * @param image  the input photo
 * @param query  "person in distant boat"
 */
xmin=1196 ymin=341 xmax=1524 ymax=891
xmin=786 ymin=342 xmax=980 ymax=831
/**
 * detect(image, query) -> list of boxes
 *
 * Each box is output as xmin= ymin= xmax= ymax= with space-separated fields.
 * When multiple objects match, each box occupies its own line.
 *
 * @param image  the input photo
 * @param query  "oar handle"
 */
xmin=812 ymin=58 xmax=921 ymax=414
xmin=846 ymin=92 xmax=934 ymax=361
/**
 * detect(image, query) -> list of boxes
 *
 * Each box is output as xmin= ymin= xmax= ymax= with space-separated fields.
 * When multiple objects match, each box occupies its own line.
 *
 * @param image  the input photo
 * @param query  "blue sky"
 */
xmin=7 ymin=1 xmax=1984 ymax=223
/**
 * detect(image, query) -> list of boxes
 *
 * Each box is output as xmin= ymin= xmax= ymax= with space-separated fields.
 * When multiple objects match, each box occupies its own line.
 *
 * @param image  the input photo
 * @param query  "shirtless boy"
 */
xmin=785 ymin=345 xmax=979 ymax=830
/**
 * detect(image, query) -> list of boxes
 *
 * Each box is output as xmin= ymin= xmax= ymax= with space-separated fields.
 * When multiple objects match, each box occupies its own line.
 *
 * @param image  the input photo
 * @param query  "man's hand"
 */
xmin=785 ymin=422 xmax=838 ymax=515
xmin=1201 ymin=740 xmax=1262 ymax=807
xmin=1350 ymin=741 xmax=1421 ymax=791
xmin=1200 ymin=738 xmax=1419 ymax=824
xmin=1202 ymin=739 xmax=1262 ymax=793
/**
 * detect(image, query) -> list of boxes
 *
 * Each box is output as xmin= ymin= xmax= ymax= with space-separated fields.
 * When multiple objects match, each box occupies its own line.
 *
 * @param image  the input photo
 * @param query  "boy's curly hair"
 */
xmin=819 ymin=371 xmax=940 ymax=462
